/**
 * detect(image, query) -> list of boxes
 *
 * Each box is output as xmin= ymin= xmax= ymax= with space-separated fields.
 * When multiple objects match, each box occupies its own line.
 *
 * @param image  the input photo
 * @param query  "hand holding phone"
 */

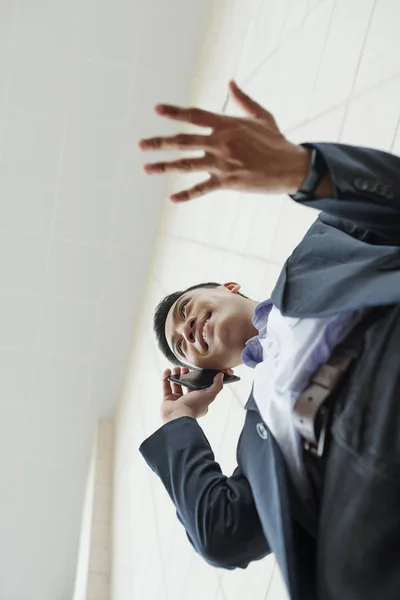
xmin=161 ymin=367 xmax=229 ymax=423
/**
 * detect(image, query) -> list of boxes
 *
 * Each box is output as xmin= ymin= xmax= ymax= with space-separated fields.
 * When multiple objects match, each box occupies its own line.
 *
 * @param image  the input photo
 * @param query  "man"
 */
xmin=138 ymin=82 xmax=400 ymax=600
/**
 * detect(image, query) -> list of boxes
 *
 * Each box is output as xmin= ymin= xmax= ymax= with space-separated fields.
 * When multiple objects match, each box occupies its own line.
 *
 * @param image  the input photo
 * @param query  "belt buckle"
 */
xmin=304 ymin=406 xmax=330 ymax=458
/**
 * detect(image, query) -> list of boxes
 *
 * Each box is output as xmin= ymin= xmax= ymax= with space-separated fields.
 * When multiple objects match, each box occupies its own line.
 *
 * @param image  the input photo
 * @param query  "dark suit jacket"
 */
xmin=140 ymin=143 xmax=400 ymax=600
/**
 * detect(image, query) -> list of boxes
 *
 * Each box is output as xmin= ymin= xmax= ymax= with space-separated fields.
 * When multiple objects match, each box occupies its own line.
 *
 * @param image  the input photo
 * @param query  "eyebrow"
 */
xmin=169 ymin=296 xmax=184 ymax=357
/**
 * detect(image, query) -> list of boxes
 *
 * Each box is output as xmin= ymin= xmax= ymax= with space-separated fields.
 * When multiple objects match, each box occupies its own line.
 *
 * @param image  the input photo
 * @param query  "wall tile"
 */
xmin=2 ymin=112 xmax=62 ymax=181
xmin=0 ymin=174 xmax=54 ymax=235
xmin=54 ymin=182 xmax=114 ymax=245
xmin=39 ymin=298 xmax=97 ymax=359
xmin=308 ymin=0 xmax=375 ymax=116
xmin=79 ymin=0 xmax=140 ymax=64
xmin=0 ymin=292 xmax=42 ymax=351
xmin=339 ymin=77 xmax=400 ymax=151
xmin=0 ymin=348 xmax=35 ymax=405
xmin=15 ymin=0 xmax=80 ymax=56
xmin=0 ymin=404 xmax=28 ymax=459
xmin=354 ymin=0 xmax=400 ymax=94
xmin=46 ymin=238 xmax=109 ymax=302
xmin=0 ymin=230 xmax=47 ymax=294
xmin=8 ymin=50 xmax=70 ymax=117
xmin=69 ymin=60 xmax=133 ymax=124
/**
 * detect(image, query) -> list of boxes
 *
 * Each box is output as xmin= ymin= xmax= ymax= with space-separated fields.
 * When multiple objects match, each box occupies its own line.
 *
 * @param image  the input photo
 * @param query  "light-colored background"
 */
xmin=1 ymin=0 xmax=400 ymax=599
xmin=0 ymin=1 xmax=211 ymax=599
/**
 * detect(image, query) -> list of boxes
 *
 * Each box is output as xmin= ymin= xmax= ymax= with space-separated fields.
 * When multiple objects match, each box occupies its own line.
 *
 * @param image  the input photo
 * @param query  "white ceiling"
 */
xmin=0 ymin=1 xmax=212 ymax=598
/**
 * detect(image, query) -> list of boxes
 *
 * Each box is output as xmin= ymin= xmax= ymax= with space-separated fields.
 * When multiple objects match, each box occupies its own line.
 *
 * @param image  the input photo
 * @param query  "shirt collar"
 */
xmin=241 ymin=299 xmax=273 ymax=368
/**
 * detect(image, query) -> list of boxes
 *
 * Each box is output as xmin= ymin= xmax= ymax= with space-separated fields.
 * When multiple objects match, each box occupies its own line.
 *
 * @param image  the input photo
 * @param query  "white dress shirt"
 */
xmin=242 ymin=300 xmax=364 ymax=498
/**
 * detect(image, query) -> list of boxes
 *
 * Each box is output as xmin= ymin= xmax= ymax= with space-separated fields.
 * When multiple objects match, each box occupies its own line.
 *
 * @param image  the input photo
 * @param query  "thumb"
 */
xmin=207 ymin=372 xmax=224 ymax=397
xmin=229 ymin=80 xmax=276 ymax=123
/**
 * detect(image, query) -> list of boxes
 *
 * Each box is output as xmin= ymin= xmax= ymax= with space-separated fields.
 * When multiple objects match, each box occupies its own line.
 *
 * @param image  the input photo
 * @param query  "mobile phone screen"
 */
xmin=168 ymin=369 xmax=240 ymax=390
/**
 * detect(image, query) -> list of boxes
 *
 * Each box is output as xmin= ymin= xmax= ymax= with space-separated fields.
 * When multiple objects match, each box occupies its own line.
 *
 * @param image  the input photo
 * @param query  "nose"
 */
xmin=182 ymin=316 xmax=197 ymax=344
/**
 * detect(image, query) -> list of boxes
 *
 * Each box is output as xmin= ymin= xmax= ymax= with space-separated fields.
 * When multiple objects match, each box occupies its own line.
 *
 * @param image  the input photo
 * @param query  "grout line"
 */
xmin=217 ymin=573 xmax=227 ymax=600
xmin=336 ymin=0 xmax=378 ymax=141
xmin=169 ymin=233 xmax=284 ymax=265
xmin=220 ymin=0 xmax=266 ymax=113
xmin=264 ymin=559 xmax=277 ymax=600
xmin=285 ymin=69 xmax=400 ymax=137
xmin=240 ymin=0 xmax=330 ymax=87
xmin=0 ymin=0 xmax=22 ymax=200
xmin=303 ymin=0 xmax=338 ymax=121
xmin=39 ymin=2 xmax=86 ymax=343
xmin=389 ymin=113 xmax=400 ymax=153
xmin=0 ymin=289 xmax=135 ymax=310
xmin=0 ymin=102 xmax=131 ymax=126
xmin=1 ymin=0 xmax=21 ymax=117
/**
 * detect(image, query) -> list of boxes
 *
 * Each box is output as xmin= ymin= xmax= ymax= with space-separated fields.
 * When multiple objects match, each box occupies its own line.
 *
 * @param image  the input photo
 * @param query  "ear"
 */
xmin=222 ymin=281 xmax=241 ymax=294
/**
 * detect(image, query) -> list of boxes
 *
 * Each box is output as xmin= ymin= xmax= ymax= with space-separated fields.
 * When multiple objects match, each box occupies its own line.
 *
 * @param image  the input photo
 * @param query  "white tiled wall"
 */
xmin=73 ymin=419 xmax=114 ymax=600
xmin=0 ymin=1 xmax=211 ymax=599
xmin=115 ymin=0 xmax=400 ymax=599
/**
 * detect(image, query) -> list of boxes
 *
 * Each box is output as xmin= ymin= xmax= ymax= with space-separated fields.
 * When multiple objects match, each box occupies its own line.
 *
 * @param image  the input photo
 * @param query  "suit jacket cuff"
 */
xmin=300 ymin=142 xmax=398 ymax=207
xmin=139 ymin=416 xmax=205 ymax=477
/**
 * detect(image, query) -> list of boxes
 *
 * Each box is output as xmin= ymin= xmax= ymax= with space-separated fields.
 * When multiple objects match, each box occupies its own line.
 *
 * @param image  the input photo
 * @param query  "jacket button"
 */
xmin=256 ymin=422 xmax=268 ymax=440
xmin=375 ymin=182 xmax=386 ymax=196
xmin=366 ymin=180 xmax=378 ymax=193
xmin=354 ymin=177 xmax=368 ymax=191
xmin=385 ymin=187 xmax=394 ymax=200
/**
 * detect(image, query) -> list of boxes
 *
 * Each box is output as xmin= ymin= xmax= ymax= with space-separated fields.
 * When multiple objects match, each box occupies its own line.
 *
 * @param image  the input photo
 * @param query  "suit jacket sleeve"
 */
xmin=139 ymin=416 xmax=270 ymax=569
xmin=295 ymin=143 xmax=400 ymax=241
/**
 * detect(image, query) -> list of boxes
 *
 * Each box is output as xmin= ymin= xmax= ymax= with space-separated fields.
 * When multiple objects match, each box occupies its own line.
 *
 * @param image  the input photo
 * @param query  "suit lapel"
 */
xmin=271 ymin=216 xmax=400 ymax=318
xmin=244 ymin=391 xmax=317 ymax=597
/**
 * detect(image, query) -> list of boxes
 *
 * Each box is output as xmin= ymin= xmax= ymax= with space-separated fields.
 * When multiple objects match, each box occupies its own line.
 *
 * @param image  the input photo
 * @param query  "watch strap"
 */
xmin=291 ymin=147 xmax=327 ymax=201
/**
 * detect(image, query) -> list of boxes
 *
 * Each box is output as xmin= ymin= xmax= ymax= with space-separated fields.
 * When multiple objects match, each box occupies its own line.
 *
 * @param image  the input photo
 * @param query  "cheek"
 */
xmin=216 ymin=314 xmax=236 ymax=344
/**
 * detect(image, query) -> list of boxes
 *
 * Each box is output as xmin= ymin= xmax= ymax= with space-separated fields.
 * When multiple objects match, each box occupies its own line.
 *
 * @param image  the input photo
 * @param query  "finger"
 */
xmin=170 ymin=366 xmax=183 ymax=395
xmin=154 ymin=104 xmax=225 ymax=128
xmin=162 ymin=368 xmax=172 ymax=397
xmin=222 ymin=368 xmax=234 ymax=376
xmin=170 ymin=177 xmax=221 ymax=203
xmin=144 ymin=156 xmax=217 ymax=175
xmin=138 ymin=133 xmax=216 ymax=152
xmin=229 ymin=80 xmax=276 ymax=123
xmin=207 ymin=372 xmax=224 ymax=397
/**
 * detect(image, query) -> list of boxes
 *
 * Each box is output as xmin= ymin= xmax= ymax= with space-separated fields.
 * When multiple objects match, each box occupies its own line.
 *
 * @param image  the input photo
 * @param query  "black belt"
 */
xmin=292 ymin=307 xmax=388 ymax=458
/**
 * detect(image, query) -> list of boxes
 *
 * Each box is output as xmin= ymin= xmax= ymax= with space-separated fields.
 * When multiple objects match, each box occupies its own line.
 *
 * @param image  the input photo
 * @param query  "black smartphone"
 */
xmin=168 ymin=369 xmax=240 ymax=391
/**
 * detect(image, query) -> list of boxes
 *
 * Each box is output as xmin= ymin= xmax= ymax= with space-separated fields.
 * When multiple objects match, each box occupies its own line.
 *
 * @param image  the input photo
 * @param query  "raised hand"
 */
xmin=139 ymin=81 xmax=309 ymax=202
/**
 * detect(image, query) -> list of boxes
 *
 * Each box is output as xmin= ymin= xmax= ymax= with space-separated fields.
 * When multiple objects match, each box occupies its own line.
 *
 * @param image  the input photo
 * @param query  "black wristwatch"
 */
xmin=291 ymin=147 xmax=328 ymax=201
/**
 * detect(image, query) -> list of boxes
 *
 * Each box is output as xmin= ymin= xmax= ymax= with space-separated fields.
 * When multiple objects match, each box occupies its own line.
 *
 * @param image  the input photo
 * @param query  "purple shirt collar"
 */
xmin=241 ymin=299 xmax=273 ymax=369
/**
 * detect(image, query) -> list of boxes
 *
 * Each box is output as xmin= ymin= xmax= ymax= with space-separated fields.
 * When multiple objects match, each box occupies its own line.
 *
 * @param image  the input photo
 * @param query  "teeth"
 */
xmin=202 ymin=319 xmax=209 ymax=344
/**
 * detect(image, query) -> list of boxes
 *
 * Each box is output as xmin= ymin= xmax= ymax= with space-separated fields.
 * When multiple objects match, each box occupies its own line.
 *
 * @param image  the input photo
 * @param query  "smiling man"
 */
xmin=139 ymin=82 xmax=400 ymax=600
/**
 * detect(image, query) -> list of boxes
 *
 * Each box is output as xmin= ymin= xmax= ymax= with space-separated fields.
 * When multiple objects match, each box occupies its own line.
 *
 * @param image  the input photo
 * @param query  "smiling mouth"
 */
xmin=197 ymin=312 xmax=211 ymax=350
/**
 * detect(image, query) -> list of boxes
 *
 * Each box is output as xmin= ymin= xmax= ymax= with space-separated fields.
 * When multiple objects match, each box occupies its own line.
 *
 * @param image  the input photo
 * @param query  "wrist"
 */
xmin=163 ymin=409 xmax=196 ymax=424
xmin=280 ymin=145 xmax=311 ymax=194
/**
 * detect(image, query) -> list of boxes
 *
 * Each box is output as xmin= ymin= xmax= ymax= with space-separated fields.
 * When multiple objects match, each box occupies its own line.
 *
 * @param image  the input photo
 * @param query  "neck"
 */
xmin=244 ymin=298 xmax=260 ymax=341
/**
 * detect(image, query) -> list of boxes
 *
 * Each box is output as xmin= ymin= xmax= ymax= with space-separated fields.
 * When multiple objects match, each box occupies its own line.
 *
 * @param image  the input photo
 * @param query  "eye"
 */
xmin=180 ymin=300 xmax=189 ymax=318
xmin=177 ymin=339 xmax=183 ymax=356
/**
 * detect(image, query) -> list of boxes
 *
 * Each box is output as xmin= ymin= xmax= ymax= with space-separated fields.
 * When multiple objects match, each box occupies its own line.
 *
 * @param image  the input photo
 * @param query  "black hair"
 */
xmin=153 ymin=282 xmax=247 ymax=366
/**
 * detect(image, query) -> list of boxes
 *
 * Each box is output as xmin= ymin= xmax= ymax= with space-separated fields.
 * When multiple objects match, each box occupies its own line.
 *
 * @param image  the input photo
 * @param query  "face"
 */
xmin=165 ymin=283 xmax=256 ymax=370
